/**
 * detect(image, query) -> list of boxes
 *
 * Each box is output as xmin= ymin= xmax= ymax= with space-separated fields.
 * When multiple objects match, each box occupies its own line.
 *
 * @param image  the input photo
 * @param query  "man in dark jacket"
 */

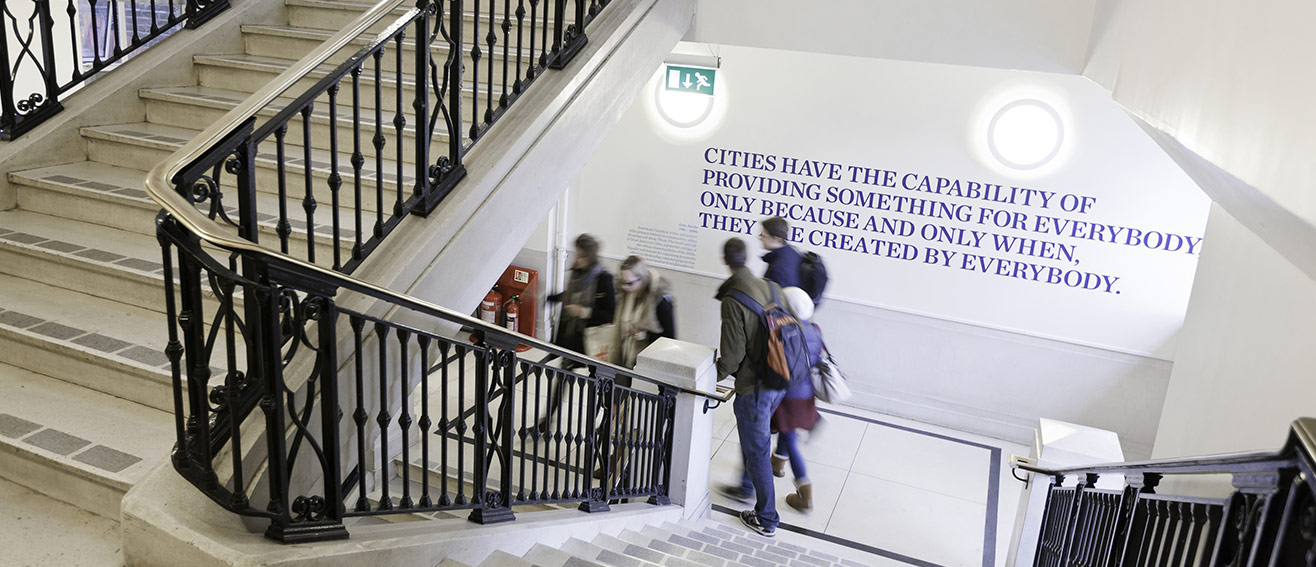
xmin=759 ymin=216 xmax=801 ymax=288
xmin=715 ymin=237 xmax=787 ymax=537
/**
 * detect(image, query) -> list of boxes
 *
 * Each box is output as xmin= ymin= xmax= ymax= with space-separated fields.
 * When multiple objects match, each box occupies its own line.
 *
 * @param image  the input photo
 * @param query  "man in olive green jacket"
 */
xmin=715 ymin=238 xmax=787 ymax=537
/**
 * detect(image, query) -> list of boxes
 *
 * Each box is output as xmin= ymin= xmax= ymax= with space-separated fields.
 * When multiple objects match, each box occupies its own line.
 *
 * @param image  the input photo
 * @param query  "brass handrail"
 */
xmin=142 ymin=0 xmax=722 ymax=402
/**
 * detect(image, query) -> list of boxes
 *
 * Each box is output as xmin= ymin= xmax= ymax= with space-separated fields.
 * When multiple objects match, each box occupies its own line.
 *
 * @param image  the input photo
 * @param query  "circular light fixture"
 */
xmin=987 ymin=99 xmax=1064 ymax=170
xmin=654 ymin=79 xmax=716 ymax=128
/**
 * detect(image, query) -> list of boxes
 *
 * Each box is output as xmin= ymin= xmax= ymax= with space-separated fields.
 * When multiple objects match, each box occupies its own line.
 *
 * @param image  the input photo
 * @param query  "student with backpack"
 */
xmin=760 ymin=216 xmax=829 ymax=305
xmin=715 ymin=238 xmax=816 ymax=537
xmin=770 ymin=287 xmax=823 ymax=513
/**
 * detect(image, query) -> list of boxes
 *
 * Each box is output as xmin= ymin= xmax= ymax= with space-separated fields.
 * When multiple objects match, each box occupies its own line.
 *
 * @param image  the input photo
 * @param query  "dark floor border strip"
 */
xmin=711 ymin=503 xmax=943 ymax=567
xmin=817 ymin=407 xmax=998 ymax=451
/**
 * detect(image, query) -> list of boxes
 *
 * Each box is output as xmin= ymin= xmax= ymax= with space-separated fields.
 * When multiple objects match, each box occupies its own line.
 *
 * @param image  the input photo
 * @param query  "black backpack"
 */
xmin=725 ymin=284 xmax=813 ymax=391
xmin=799 ymin=251 xmax=829 ymax=305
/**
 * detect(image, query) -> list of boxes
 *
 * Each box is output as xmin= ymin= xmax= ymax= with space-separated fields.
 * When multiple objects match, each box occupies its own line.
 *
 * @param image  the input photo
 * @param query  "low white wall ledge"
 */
xmin=634 ymin=337 xmax=716 ymax=392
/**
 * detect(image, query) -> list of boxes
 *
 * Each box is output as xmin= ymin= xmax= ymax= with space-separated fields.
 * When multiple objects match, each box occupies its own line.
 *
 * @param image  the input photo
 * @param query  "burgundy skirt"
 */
xmin=771 ymin=397 xmax=819 ymax=433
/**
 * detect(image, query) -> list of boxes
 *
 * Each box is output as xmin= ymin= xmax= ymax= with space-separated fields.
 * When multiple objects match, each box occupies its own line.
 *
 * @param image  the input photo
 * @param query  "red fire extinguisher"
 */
xmin=480 ymin=286 xmax=502 ymax=325
xmin=503 ymin=295 xmax=520 ymax=333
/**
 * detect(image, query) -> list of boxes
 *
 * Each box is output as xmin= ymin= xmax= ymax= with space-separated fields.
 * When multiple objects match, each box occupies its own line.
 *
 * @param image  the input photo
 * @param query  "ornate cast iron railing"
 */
xmin=1014 ymin=418 xmax=1316 ymax=567
xmin=143 ymin=0 xmax=689 ymax=543
xmin=1 ymin=0 xmax=227 ymax=140
xmin=169 ymin=0 xmax=610 ymax=275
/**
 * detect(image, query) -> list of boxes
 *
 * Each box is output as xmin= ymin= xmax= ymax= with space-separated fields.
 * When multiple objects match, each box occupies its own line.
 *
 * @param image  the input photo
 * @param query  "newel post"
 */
xmin=633 ymin=338 xmax=717 ymax=520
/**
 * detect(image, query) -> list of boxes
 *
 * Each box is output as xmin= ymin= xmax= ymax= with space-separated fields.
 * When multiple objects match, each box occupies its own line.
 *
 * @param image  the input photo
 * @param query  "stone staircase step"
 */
xmin=0 ymin=209 xmax=169 ymax=312
xmin=12 ymin=159 xmax=378 ymax=270
xmin=242 ymin=23 xmax=532 ymax=84
xmin=478 ymin=549 xmax=537 ymax=567
xmin=286 ymin=0 xmax=554 ymax=40
xmin=79 ymin=121 xmax=412 ymax=220
xmin=194 ymin=52 xmax=501 ymax=120
xmin=435 ymin=559 xmax=475 ymax=567
xmin=559 ymin=537 xmax=663 ymax=567
xmin=0 ymin=273 xmax=175 ymax=412
xmin=0 ymin=362 xmax=172 ymax=518
xmin=0 ymin=476 xmax=123 ymax=566
xmin=524 ymin=543 xmax=606 ymax=567
xmin=139 ymin=85 xmax=456 ymax=165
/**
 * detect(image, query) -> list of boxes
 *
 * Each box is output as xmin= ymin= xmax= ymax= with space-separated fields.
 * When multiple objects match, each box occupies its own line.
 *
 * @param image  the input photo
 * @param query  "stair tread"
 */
xmin=242 ymin=23 xmax=535 ymax=57
xmin=80 ymin=122 xmax=416 ymax=194
xmin=285 ymin=0 xmax=546 ymax=21
xmin=0 ymin=273 xmax=172 ymax=367
xmin=140 ymin=85 xmax=456 ymax=142
xmin=0 ymin=477 xmax=122 ymax=566
xmin=0 ymin=209 xmax=165 ymax=278
xmin=0 ymin=361 xmax=172 ymax=488
xmin=195 ymin=51 xmax=500 ymax=94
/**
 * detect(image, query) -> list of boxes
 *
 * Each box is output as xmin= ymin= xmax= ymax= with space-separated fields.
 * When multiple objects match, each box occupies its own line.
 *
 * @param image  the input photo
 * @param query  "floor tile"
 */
xmin=791 ymin=411 xmax=867 ymax=471
xmin=72 ymin=333 xmax=133 ymax=354
xmin=827 ymin=472 xmax=986 ymax=567
xmin=29 ymin=321 xmax=85 ymax=341
xmin=0 ymin=310 xmax=43 ymax=328
xmin=120 ymin=345 xmax=170 ymax=367
xmin=851 ymin=423 xmax=992 ymax=504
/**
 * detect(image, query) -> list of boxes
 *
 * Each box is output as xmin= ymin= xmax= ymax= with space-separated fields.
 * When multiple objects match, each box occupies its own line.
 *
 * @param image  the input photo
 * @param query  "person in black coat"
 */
xmin=540 ymin=234 xmax=615 ymax=433
xmin=759 ymin=216 xmax=802 ymax=288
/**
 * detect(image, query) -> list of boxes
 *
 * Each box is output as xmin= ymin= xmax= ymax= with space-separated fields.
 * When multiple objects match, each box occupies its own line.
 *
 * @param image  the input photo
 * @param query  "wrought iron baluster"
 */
xmin=373 ymin=49 xmax=385 ymax=239
xmin=563 ymin=372 xmax=576 ymax=498
xmin=350 ymin=65 xmax=364 ymax=261
xmin=393 ymin=31 xmax=406 ymax=217
xmin=499 ymin=0 xmax=509 ymax=109
xmin=527 ymin=0 xmax=539 ymax=80
xmin=375 ymin=322 xmax=393 ymax=510
xmin=513 ymin=0 xmax=524 ymax=94
xmin=274 ymin=125 xmax=291 ymax=253
xmin=315 ymin=296 xmax=346 ymax=530
xmin=300 ymin=106 xmax=316 ymax=263
xmin=160 ymin=230 xmax=188 ymax=470
xmin=455 ymin=346 xmax=467 ymax=505
xmin=418 ymin=335 xmax=433 ymax=507
xmin=516 ymin=361 xmax=529 ymax=502
xmin=221 ymin=274 xmax=246 ymax=509
xmin=397 ymin=330 xmax=413 ymax=508
xmin=530 ymin=366 xmax=542 ymax=500
xmin=551 ymin=369 xmax=564 ymax=499
xmin=572 ymin=376 xmax=587 ymax=498
xmin=438 ymin=341 xmax=451 ymax=506
xmin=411 ymin=4 xmax=429 ymax=207
xmin=469 ymin=0 xmax=482 ymax=140
xmin=129 ymin=0 xmax=141 ymax=43
xmin=469 ymin=345 xmax=489 ymax=517
xmin=327 ymin=83 xmax=343 ymax=271
xmin=351 ymin=316 xmax=370 ymax=512
xmin=63 ymin=0 xmax=80 ymax=82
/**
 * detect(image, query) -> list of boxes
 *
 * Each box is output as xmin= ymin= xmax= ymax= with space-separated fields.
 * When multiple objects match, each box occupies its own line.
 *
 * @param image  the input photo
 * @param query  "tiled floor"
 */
xmin=708 ymin=399 xmax=1029 ymax=567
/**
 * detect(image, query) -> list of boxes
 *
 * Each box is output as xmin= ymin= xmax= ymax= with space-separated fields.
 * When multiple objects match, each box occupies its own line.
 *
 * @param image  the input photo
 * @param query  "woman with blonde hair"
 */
xmin=613 ymin=255 xmax=676 ymax=372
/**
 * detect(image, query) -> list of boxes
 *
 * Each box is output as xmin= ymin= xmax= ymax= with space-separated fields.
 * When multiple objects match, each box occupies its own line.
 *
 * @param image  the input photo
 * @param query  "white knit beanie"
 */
xmin=781 ymin=286 xmax=813 ymax=321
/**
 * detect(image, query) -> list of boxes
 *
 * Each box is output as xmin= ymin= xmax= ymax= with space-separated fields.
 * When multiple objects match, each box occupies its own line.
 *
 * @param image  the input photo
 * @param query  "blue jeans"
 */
xmin=775 ymin=431 xmax=807 ymax=481
xmin=734 ymin=387 xmax=787 ymax=530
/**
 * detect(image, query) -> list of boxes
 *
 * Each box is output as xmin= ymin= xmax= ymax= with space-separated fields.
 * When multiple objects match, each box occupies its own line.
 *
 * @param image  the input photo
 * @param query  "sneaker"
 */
xmin=739 ymin=510 xmax=775 ymax=537
xmin=718 ymin=484 xmax=754 ymax=504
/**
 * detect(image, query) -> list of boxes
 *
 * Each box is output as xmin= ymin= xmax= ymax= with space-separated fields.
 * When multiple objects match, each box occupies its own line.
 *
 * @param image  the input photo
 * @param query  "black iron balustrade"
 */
xmin=157 ymin=212 xmax=686 ymax=542
xmin=1014 ymin=418 xmax=1316 ymax=567
xmin=1 ymin=0 xmax=227 ymax=140
xmin=169 ymin=0 xmax=612 ymax=276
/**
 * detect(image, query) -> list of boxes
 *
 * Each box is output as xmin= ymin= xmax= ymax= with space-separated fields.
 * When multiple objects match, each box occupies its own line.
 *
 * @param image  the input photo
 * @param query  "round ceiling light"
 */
xmin=987 ymin=99 xmax=1064 ymax=170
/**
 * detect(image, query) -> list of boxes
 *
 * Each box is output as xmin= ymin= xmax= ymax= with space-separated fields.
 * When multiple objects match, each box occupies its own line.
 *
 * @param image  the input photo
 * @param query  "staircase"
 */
xmin=437 ymin=519 xmax=873 ymax=567
xmin=0 ymin=0 xmax=522 ymax=537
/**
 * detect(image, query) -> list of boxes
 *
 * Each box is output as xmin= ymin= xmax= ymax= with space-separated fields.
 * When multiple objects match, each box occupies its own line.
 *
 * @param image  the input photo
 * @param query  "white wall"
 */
xmin=1151 ymin=209 xmax=1316 ymax=459
xmin=557 ymin=44 xmax=1209 ymax=455
xmin=1081 ymin=0 xmax=1316 ymax=458
xmin=1085 ymin=0 xmax=1316 ymax=229
xmin=687 ymin=0 xmax=1099 ymax=74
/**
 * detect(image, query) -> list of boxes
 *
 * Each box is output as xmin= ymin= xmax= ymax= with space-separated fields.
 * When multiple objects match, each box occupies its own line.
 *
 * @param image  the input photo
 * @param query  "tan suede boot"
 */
xmin=785 ymin=482 xmax=812 ymax=512
xmin=771 ymin=454 xmax=787 ymax=478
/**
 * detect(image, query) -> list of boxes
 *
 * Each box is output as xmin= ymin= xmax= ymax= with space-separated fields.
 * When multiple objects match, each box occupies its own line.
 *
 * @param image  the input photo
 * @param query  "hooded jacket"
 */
xmin=715 ymin=266 xmax=776 ymax=394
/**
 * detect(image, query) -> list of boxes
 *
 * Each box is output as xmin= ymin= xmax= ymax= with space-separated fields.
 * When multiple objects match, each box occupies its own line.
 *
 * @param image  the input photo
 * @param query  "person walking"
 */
xmin=715 ymin=237 xmax=788 ymax=537
xmin=613 ymin=255 xmax=676 ymax=371
xmin=540 ymin=234 xmax=615 ymax=434
xmin=759 ymin=216 xmax=802 ymax=288
xmin=771 ymin=286 xmax=823 ymax=512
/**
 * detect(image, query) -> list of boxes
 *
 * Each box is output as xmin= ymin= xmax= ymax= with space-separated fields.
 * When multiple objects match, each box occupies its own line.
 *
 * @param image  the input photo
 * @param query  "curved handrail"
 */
xmin=1009 ymin=417 xmax=1313 ymax=478
xmin=144 ymin=0 xmax=721 ymax=402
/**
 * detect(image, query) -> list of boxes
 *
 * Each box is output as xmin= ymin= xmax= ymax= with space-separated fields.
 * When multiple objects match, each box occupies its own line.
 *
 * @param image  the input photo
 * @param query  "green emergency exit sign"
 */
xmin=665 ymin=65 xmax=716 ymax=96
